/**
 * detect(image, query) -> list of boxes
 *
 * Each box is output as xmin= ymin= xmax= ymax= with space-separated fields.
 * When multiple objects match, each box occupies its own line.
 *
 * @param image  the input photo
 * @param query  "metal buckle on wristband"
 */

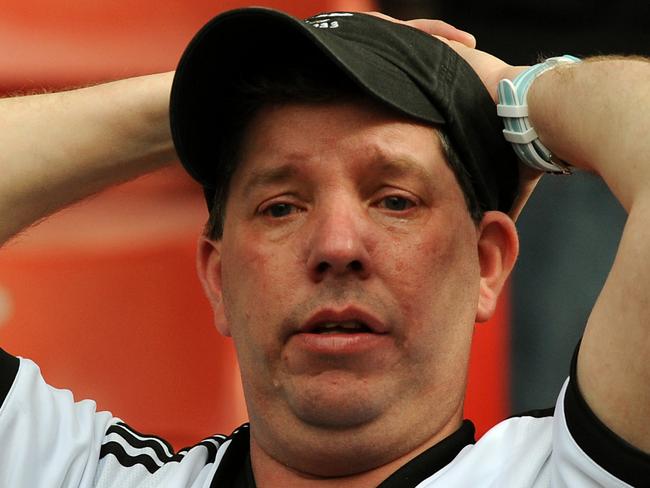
xmin=497 ymin=55 xmax=581 ymax=174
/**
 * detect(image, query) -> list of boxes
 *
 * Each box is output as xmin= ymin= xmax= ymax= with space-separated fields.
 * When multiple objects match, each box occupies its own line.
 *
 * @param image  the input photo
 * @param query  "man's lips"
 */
xmin=298 ymin=306 xmax=388 ymax=335
xmin=286 ymin=306 xmax=392 ymax=357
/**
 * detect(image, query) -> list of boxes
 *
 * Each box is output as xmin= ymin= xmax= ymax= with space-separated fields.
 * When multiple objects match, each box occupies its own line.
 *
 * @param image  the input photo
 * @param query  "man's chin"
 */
xmin=284 ymin=371 xmax=387 ymax=430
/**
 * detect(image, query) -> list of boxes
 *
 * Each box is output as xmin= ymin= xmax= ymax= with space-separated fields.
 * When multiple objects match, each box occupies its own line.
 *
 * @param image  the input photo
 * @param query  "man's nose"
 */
xmin=306 ymin=203 xmax=372 ymax=282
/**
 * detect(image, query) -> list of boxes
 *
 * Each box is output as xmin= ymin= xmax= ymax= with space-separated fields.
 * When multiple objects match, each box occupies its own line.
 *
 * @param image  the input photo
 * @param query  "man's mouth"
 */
xmin=310 ymin=320 xmax=373 ymax=334
xmin=296 ymin=306 xmax=389 ymax=337
xmin=290 ymin=307 xmax=390 ymax=355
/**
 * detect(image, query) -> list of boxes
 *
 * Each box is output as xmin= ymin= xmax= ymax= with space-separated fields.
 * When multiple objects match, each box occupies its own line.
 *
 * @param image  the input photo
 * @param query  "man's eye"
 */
xmin=262 ymin=203 xmax=298 ymax=218
xmin=379 ymin=196 xmax=415 ymax=211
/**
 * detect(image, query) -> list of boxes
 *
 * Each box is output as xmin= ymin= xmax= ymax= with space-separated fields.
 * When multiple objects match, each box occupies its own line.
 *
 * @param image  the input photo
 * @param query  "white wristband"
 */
xmin=497 ymin=55 xmax=581 ymax=174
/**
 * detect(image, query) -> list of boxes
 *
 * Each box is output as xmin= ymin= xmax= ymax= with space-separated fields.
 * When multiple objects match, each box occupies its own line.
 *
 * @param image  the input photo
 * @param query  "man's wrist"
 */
xmin=485 ymin=66 xmax=527 ymax=101
xmin=497 ymin=56 xmax=581 ymax=173
xmin=501 ymin=66 xmax=529 ymax=87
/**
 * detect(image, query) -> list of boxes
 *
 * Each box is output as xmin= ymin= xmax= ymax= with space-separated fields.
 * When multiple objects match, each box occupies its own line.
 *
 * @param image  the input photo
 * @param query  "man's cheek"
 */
xmin=383 ymin=237 xmax=447 ymax=290
xmin=223 ymin=246 xmax=289 ymax=324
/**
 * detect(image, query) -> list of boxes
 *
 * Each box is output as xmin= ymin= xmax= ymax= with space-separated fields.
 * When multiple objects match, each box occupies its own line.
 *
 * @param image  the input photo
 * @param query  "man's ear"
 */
xmin=475 ymin=211 xmax=519 ymax=323
xmin=196 ymin=235 xmax=231 ymax=337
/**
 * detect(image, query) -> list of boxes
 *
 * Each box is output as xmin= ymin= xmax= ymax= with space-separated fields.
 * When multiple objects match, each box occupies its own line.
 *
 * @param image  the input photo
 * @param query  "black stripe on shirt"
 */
xmin=565 ymin=342 xmax=650 ymax=487
xmin=197 ymin=438 xmax=220 ymax=465
xmin=105 ymin=424 xmax=174 ymax=464
xmin=115 ymin=421 xmax=175 ymax=455
xmin=509 ymin=406 xmax=555 ymax=419
xmin=100 ymin=421 xmax=233 ymax=475
xmin=0 ymin=348 xmax=19 ymax=408
xmin=100 ymin=441 xmax=162 ymax=474
xmin=177 ymin=433 xmax=228 ymax=463
xmin=210 ymin=424 xmax=254 ymax=488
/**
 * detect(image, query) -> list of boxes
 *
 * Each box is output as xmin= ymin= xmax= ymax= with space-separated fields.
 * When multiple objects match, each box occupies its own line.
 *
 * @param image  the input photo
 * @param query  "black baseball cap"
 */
xmin=170 ymin=7 xmax=519 ymax=214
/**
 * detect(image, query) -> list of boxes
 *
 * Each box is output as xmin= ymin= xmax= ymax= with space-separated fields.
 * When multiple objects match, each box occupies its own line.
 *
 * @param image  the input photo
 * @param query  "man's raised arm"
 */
xmin=527 ymin=57 xmax=650 ymax=453
xmin=438 ymin=39 xmax=650 ymax=452
xmin=0 ymin=71 xmax=176 ymax=245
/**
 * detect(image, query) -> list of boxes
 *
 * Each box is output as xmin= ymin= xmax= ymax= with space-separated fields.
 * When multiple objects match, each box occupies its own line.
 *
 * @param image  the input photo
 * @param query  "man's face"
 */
xmin=201 ymin=99 xmax=489 ymax=475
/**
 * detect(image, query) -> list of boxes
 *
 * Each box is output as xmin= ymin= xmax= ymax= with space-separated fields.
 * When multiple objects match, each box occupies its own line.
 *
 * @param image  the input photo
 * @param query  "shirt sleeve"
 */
xmin=0 ymin=348 xmax=116 ymax=487
xmin=552 ymin=345 xmax=650 ymax=487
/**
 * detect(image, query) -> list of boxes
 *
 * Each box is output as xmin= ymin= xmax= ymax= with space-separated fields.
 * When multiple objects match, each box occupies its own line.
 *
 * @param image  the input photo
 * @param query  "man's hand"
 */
xmin=436 ymin=40 xmax=543 ymax=219
xmin=365 ymin=13 xmax=522 ymax=100
xmin=366 ymin=12 xmax=542 ymax=220
xmin=365 ymin=13 xmax=477 ymax=48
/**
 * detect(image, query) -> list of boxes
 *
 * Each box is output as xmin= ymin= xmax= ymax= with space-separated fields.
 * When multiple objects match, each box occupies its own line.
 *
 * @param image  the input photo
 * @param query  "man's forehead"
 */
xmin=243 ymin=99 xmax=442 ymax=156
xmin=232 ymin=101 xmax=445 ymax=192
xmin=239 ymin=154 xmax=440 ymax=198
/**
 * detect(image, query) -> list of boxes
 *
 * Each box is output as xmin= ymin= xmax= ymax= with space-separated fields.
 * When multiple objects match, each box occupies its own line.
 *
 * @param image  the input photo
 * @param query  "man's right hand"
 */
xmin=436 ymin=40 xmax=542 ymax=219
xmin=366 ymin=12 xmax=542 ymax=220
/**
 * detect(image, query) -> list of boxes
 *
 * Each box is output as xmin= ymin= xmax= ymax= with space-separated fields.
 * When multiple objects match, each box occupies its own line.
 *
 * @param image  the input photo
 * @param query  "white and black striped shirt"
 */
xmin=0 ymin=347 xmax=647 ymax=487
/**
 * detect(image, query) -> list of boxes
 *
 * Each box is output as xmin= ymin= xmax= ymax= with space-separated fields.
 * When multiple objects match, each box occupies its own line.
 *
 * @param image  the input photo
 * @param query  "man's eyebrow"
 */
xmin=242 ymin=163 xmax=299 ymax=198
xmin=240 ymin=156 xmax=436 ymax=197
xmin=374 ymin=156 xmax=436 ymax=183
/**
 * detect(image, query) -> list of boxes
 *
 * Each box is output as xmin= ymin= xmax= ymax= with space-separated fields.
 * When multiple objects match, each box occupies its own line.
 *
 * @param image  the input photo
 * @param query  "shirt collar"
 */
xmin=378 ymin=420 xmax=476 ymax=487
xmin=212 ymin=420 xmax=476 ymax=488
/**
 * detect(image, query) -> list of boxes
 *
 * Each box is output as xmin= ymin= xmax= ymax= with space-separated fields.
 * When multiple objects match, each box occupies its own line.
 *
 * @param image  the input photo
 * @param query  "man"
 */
xmin=0 ymin=7 xmax=648 ymax=487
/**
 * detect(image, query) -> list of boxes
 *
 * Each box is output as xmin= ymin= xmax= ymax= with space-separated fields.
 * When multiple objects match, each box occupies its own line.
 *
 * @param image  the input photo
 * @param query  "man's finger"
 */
xmin=405 ymin=19 xmax=476 ymax=48
xmin=364 ymin=12 xmax=476 ymax=48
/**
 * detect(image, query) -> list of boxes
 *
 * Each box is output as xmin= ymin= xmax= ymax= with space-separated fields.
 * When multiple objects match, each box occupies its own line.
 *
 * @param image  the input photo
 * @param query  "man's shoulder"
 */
xmin=421 ymin=377 xmax=646 ymax=487
xmin=416 ymin=404 xmax=556 ymax=486
xmin=0 ymin=350 xmax=253 ymax=487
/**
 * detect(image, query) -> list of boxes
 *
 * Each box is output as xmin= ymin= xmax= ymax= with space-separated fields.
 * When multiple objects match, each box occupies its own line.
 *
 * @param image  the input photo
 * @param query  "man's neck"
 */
xmin=250 ymin=418 xmax=466 ymax=488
